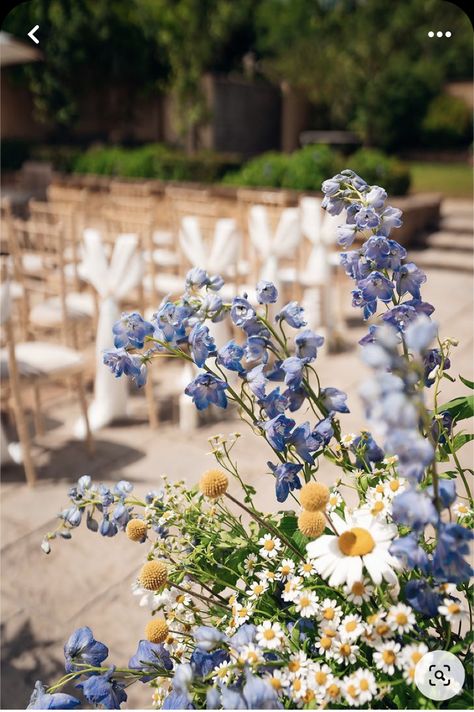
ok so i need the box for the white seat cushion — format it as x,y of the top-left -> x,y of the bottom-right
22,253 -> 44,273
144,249 -> 179,268
1,341 -> 84,378
153,230 -> 173,247
144,273 -> 185,296
30,292 -> 95,326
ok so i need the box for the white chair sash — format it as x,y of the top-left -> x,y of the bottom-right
74,229 -> 144,436
248,205 -> 301,290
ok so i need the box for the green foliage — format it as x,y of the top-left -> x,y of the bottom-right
421,94 -> 473,148
1,139 -> 32,171
71,144 -> 240,182
224,146 -> 410,194
347,149 -> 411,196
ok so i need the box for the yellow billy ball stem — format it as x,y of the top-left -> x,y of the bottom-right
139,561 -> 168,590
145,618 -> 169,644
298,510 -> 326,538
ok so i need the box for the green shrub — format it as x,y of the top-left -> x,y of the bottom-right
421,94 -> 472,148
281,145 -> 343,191
223,152 -> 289,188
346,149 -> 411,196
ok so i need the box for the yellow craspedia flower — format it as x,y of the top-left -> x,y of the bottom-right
139,561 -> 167,590
145,617 -> 169,644
299,482 -> 330,511
199,469 -> 228,498
126,519 -> 147,543
298,510 -> 326,538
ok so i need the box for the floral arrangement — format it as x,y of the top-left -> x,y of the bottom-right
30,171 -> 473,710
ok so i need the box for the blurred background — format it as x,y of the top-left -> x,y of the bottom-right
1,0 -> 473,708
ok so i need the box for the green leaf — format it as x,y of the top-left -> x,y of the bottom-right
459,374 -> 474,389
449,433 -> 474,453
438,394 -> 474,422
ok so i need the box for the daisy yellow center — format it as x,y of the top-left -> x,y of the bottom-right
248,652 -> 258,662
320,637 -> 332,649
347,684 -> 358,698
263,628 -> 276,640
315,671 -> 327,685
376,484 -> 384,493
327,684 -> 340,698
382,650 -> 396,664
264,540 -> 275,551
323,608 -> 335,620
376,623 -> 390,636
303,563 -> 312,572
324,627 -> 337,638
288,660 -> 301,673
281,565 -> 291,575
345,620 -> 357,632
411,651 -> 423,664
372,501 -> 384,513
304,691 -> 315,703
389,480 -> 400,492
458,504 -> 467,513
253,585 -> 264,595
300,596 -> 311,607
238,608 -> 248,617
340,643 -> 352,657
360,679 -> 369,691
396,612 -> 408,625
176,594 -> 185,603
351,581 -> 365,596
338,528 -> 375,556
293,679 -> 302,692
330,496 -> 338,505
448,603 -> 460,614
270,677 -> 281,690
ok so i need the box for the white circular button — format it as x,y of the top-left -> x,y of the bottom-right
436,31 -> 443,37
428,31 -> 434,37
415,651 -> 465,701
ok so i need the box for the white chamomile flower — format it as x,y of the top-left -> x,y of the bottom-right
344,579 -> 374,605
258,533 -> 282,559
327,489 -> 343,512
277,558 -> 296,580
213,661 -> 232,685
265,669 -> 289,694
306,508 -> 400,587
401,643 -> 428,671
325,679 -> 343,704
232,601 -> 253,626
294,589 -> 319,618
365,611 -> 394,643
387,603 -> 416,634
438,598 -> 469,626
308,662 -> 333,693
339,614 -> 364,641
298,560 -> 317,578
373,641 -> 402,674
287,651 -> 309,677
384,478 -> 405,499
364,492 -> 390,520
453,501 -> 473,519
317,598 -> 343,626
171,590 -> 192,611
341,433 -> 356,447
383,455 -> 398,466
315,632 -> 337,658
353,669 -> 377,705
246,580 -> 268,599
343,673 -> 364,707
438,582 -> 457,596
237,643 -> 264,666
243,553 -> 258,573
333,639 -> 359,665
256,621 -> 285,650
257,568 -> 277,584
281,575 -> 303,602
288,676 -> 307,701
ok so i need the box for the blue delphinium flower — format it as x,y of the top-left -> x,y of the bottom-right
217,340 -> 244,373
426,479 -> 456,508
190,648 -> 229,678
287,422 -> 321,463
188,323 -> 216,367
153,302 -> 190,344
281,356 -> 305,390
185,267 -> 210,290
295,330 -> 324,363
256,280 -> 278,304
358,271 -> 394,303
347,204 -> 381,230
230,296 -> 256,327
268,461 -> 302,502
276,301 -> 306,328
112,502 -> 131,530
103,348 -> 147,387
221,672 -> 281,710
260,388 -> 288,419
28,681 -> 80,709
337,224 -> 357,248
128,640 -> 173,681
64,626 -> 108,673
163,691 -> 195,709
432,523 -> 474,583
77,667 -> 127,709
392,489 -> 438,531
313,416 -> 334,447
404,579 -> 441,617
384,429 -> 434,482
193,626 -> 228,652
395,262 -> 426,299
246,364 -> 267,400
114,480 -> 133,498
390,534 -> 430,573
244,336 -> 269,364
60,505 -> 82,528
261,414 -> 295,451
320,387 -> 349,413
99,514 -> 118,537
184,373 -> 228,410
378,205 -> 403,236
112,312 -> 154,349
424,349 -> 451,387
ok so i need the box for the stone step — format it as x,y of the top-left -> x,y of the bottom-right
426,230 -> 473,252
440,215 -> 473,233
409,248 -> 474,273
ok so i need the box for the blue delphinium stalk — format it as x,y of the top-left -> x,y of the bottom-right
27,681 -> 80,710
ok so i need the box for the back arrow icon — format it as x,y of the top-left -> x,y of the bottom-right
28,25 -> 39,44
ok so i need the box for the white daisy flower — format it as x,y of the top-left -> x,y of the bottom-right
438,598 -> 469,626
341,432 -> 356,447
400,643 -> 428,670
232,601 -> 253,626
383,455 -> 398,466
343,673 -> 364,707
387,603 -> 416,634
327,489 -> 343,512
287,651 -> 309,677
298,560 -> 317,578
212,661 -> 232,685
384,478 -> 405,499
237,643 -> 264,666
373,641 -> 402,674
265,669 -> 289,694
325,679 -> 343,704
171,590 -> 192,611
258,533 -> 282,559
306,508 -> 400,587
317,598 -> 343,626
364,492 -> 390,520
243,553 -> 259,573
344,579 -> 374,605
256,621 -> 285,650
308,662 -> 333,693
453,501 -> 473,519
315,631 -> 337,658
277,558 -> 296,580
288,676 -> 307,701
333,639 -> 359,665
281,575 -> 303,602
294,589 -> 319,618
257,568 -> 277,584
353,669 -> 377,704
438,582 -> 458,596
246,580 -> 268,599
339,614 -> 364,641
365,612 -> 394,643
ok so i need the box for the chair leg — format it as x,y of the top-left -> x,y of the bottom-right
75,374 -> 94,455
145,373 -> 158,429
9,394 -> 37,486
33,383 -> 45,436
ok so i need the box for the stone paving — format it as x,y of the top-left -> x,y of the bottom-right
1,200 -> 473,709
